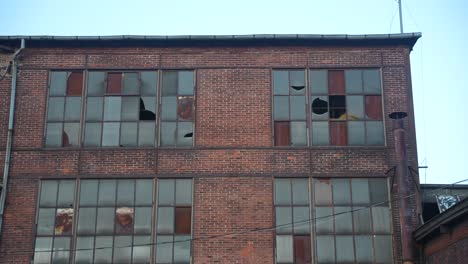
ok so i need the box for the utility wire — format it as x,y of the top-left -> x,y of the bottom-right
5,178 -> 468,255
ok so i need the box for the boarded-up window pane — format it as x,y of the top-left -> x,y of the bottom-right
328,70 -> 345,94
67,72 -> 83,96
330,121 -> 347,146
274,121 -> 290,146
294,235 -> 311,264
175,207 -> 191,234
365,95 -> 382,120
107,73 -> 122,94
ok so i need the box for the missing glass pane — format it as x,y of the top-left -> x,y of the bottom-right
140,97 -> 156,121
54,208 -> 73,235
329,95 -> 346,119
311,96 -> 329,119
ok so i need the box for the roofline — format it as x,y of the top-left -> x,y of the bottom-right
421,183 -> 468,190
0,33 -> 421,50
414,197 -> 468,242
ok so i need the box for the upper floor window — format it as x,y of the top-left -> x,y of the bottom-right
44,70 -> 195,148
272,69 -> 384,146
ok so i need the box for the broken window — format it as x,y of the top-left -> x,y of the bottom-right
160,71 -> 195,147
274,178 -> 311,264
45,71 -> 83,147
313,178 -> 392,263
273,70 -> 307,146
309,69 -> 384,146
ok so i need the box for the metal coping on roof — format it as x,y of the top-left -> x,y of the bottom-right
0,33 -> 421,50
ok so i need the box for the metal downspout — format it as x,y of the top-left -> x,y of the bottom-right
0,39 -> 25,237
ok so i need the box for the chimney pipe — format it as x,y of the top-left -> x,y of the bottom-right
389,111 -> 415,264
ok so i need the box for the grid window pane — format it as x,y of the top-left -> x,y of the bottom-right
332,179 -> 351,205
49,72 -> 68,96
45,123 -> 63,147
315,207 -> 333,234
275,207 -> 292,234
113,236 -> 132,263
293,207 -> 310,234
52,237 -> 70,264
86,97 -> 104,121
274,96 -> 289,121
273,71 -> 289,95
178,71 -> 194,95
311,121 -> 329,145
336,235 -> 355,262
316,235 -> 335,263
88,72 -> 106,96
276,235 -> 293,263
353,207 -> 372,233
141,71 -> 157,96
290,121 -> 307,146
274,179 -> 291,205
174,235 -> 191,263
156,235 -> 173,263
355,236 -> 374,262
84,123 -> 102,147
292,179 -> 309,205
123,72 -> 139,95
47,97 -> 65,121
157,207 -> 174,233
176,179 -> 192,205
64,97 -> 81,121
40,181 -> 58,207
134,207 -> 152,235
34,237 -> 53,264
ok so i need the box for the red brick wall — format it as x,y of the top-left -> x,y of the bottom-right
0,45 -> 419,263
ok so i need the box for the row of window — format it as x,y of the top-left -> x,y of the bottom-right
44,68 -> 385,148
34,178 -> 392,264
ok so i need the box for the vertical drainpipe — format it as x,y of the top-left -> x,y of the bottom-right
389,111 -> 415,264
0,39 -> 25,237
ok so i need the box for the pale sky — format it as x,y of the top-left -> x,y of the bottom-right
1,0 -> 467,184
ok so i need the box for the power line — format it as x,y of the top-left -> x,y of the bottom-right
5,178 -> 468,255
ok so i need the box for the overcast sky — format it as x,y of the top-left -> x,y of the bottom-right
1,0 -> 467,184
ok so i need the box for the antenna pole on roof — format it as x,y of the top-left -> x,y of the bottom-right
398,0 -> 404,33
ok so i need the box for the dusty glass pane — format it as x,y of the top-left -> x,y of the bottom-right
311,96 -> 329,120
75,237 -> 94,264
63,123 -> 80,147
274,179 -> 291,205
46,123 -> 63,147
372,207 -> 391,233
289,70 -> 305,95
366,121 -> 384,145
120,122 -> 137,147
334,207 -> 353,233
315,207 -> 333,233
135,179 -> 153,206
293,206 -> 310,234
117,180 -> 135,206
274,96 -> 289,121
138,122 -> 155,147
96,208 -> 115,234
161,97 -> 177,121
275,207 -> 292,234
94,236 -> 113,264
309,70 -> 328,94
162,72 -> 178,96
121,97 -> 139,121
87,72 -> 106,96
177,122 -> 193,146
102,122 -> 120,146
290,96 -> 306,120
311,121 -> 329,145
355,236 -> 374,262
316,235 -> 335,263
336,235 -> 355,262
84,122 -> 102,147
34,237 -> 53,264
37,208 -> 55,235
86,97 -> 103,121
123,72 -> 139,95
135,207 -> 152,235
332,179 -> 351,205
348,121 -> 365,145
174,235 -> 191,263
273,71 -> 289,95
57,181 -> 74,207
52,237 -> 70,264
157,207 -> 174,233
133,236 -> 151,264
140,97 -> 156,121
40,181 -> 58,207
363,69 -> 381,94
141,71 -> 157,96
160,122 -> 176,146
370,178 -> 388,205
347,95 -> 364,119
77,207 -> 96,234
79,180 -> 98,206
353,207 -> 372,233
292,179 -> 309,205
98,180 -> 116,206
374,235 -> 393,263
314,179 -> 332,205
176,179 -> 192,205
158,179 -> 175,205
178,71 -> 194,95
351,179 -> 370,205
103,97 -> 122,121
47,97 -> 65,121
54,208 -> 73,235
113,236 -> 132,264
276,235 -> 293,263
156,235 -> 173,263
64,97 -> 81,121
50,72 -> 68,96
345,70 -> 363,93
290,121 -> 307,146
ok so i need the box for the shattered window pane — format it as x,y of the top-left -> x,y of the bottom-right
289,70 -> 305,95
140,97 -> 156,121
329,95 -> 346,119
55,208 -> 73,235
311,96 -> 329,120
115,207 -> 134,235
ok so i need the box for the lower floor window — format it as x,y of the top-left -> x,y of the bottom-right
34,178 -> 193,264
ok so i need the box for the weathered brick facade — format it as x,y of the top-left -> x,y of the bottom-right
0,34 -> 421,263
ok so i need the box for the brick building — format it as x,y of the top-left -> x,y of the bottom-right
0,33 -> 421,263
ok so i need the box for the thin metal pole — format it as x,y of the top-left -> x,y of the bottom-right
398,0 -> 404,33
